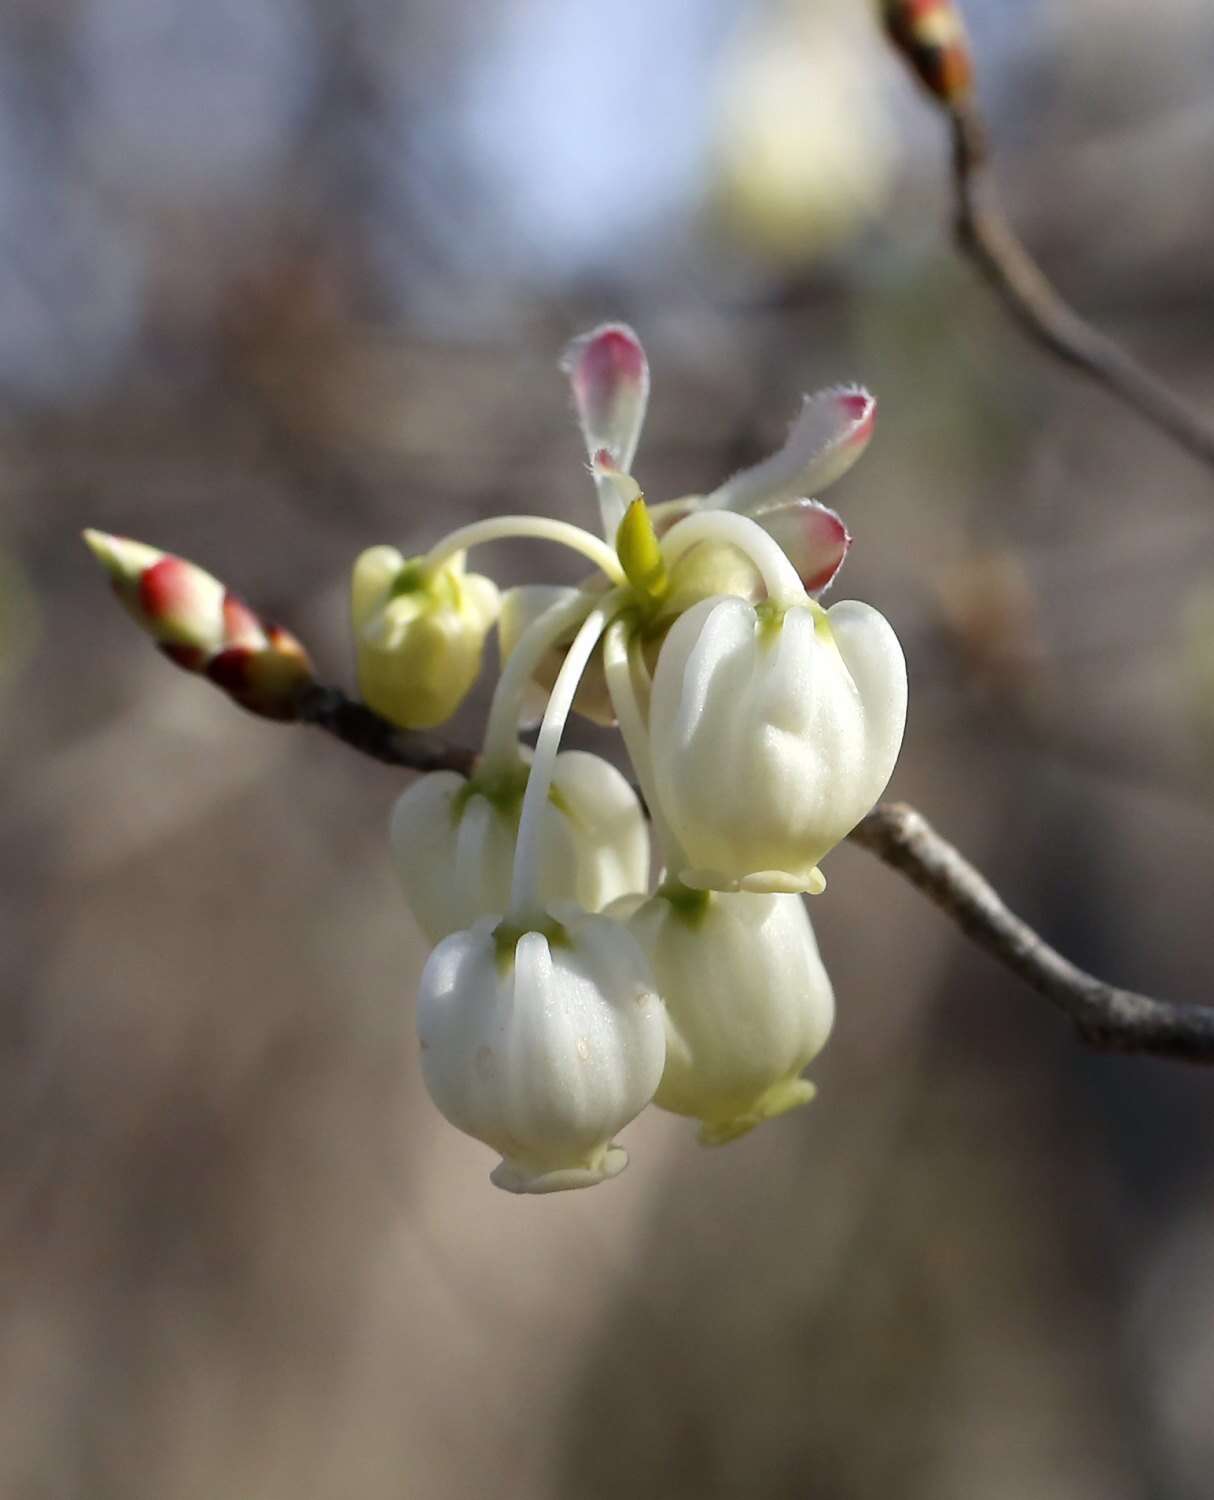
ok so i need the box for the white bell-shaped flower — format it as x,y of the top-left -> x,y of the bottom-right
390,754 -> 650,943
417,907 -> 666,1193
623,886 -> 833,1144
649,592 -> 906,893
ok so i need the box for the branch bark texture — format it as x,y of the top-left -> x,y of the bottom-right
947,97 -> 1214,473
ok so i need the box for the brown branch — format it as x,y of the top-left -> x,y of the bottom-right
296,684 -> 477,776
881,0 -> 1214,474
851,801 -> 1214,1061
948,107 -> 1214,471
300,680 -> 1214,1063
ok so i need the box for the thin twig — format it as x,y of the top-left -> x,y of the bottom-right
296,684 -> 477,776
947,94 -> 1214,471
300,680 -> 1214,1063
852,801 -> 1214,1061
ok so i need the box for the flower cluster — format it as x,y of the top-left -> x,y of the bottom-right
380,325 -> 907,1193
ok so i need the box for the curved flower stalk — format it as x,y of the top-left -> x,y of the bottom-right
392,588 -> 649,941
415,603 -> 665,1193
623,885 -> 834,1144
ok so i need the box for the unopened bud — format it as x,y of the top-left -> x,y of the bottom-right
351,546 -> 499,730
83,529 -> 315,720
881,0 -> 973,108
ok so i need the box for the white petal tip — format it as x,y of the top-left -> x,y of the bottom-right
679,867 -> 827,896
696,1079 -> 818,1146
490,1146 -> 628,1194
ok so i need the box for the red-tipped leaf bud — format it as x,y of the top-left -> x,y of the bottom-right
882,0 -> 973,109
83,529 -> 315,720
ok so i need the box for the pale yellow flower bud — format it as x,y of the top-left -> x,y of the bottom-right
351,546 -> 499,729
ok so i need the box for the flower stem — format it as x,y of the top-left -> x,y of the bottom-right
480,590 -> 597,773
508,604 -> 615,921
603,619 -> 685,873
423,516 -> 626,586
659,510 -> 805,608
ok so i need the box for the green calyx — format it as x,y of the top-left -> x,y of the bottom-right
656,878 -> 713,928
493,914 -> 571,968
388,558 -> 429,598
451,765 -> 577,826
451,764 -> 528,822
754,595 -> 834,646
389,557 -> 464,612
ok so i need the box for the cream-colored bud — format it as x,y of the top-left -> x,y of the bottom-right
352,546 -> 499,730
624,886 -> 833,1144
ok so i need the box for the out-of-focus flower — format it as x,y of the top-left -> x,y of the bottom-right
710,12 -> 896,266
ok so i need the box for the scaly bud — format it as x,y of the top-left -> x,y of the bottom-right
881,0 -> 973,109
82,529 -> 315,720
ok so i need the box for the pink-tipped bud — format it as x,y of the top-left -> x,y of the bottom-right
882,0 -> 973,108
561,323 -> 650,473
752,499 -> 852,595
84,530 -> 225,654
705,386 -> 876,515
83,529 -> 315,720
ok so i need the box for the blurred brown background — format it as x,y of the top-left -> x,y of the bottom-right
3,0 -> 1214,1495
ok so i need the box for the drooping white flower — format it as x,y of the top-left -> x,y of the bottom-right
351,545 -> 499,730
417,907 -> 665,1193
390,753 -> 650,944
624,885 -> 834,1144
649,590 -> 906,894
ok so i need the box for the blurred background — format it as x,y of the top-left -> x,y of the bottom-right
3,0 -> 1214,1495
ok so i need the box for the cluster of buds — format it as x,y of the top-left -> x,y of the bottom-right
380,325 -> 907,1192
82,531 -> 314,720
